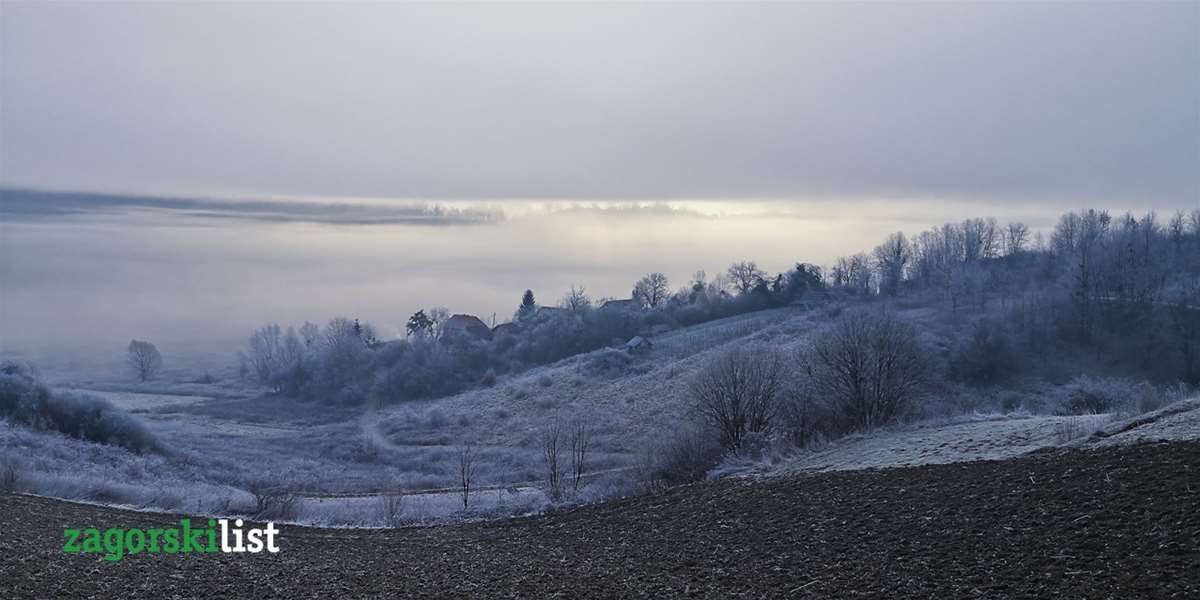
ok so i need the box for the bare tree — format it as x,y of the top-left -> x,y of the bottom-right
559,284 -> 592,312
458,442 -> 477,510
1005,222 -> 1030,256
801,311 -> 929,432
690,348 -> 786,451
126,339 -> 163,382
632,272 -> 670,308
570,420 -> 591,493
872,232 -> 911,297
726,261 -> 766,295
298,321 -> 320,347
541,419 -> 564,500
428,307 -> 450,338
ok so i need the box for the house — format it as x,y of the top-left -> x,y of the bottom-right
441,314 -> 493,341
535,306 -> 568,317
600,298 -> 637,311
624,335 -> 653,353
491,322 -> 516,337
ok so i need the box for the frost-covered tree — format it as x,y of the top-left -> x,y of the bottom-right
726,261 -> 766,295
428,307 -> 450,338
1004,222 -> 1030,255
632,272 -> 670,308
126,340 -> 163,382
559,284 -> 592,312
873,232 -> 911,297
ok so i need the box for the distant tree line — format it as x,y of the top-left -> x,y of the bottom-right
238,206 -> 1200,406
237,260 -> 827,405
825,208 -> 1200,385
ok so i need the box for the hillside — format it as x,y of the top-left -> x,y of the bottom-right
3,441 -> 1197,598
369,306 -> 820,484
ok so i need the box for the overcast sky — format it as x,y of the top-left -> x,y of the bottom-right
2,2 -> 1197,208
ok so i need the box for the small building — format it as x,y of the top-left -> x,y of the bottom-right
535,306 -> 568,317
624,335 -> 653,353
491,322 -> 516,337
441,314 -> 493,341
600,298 -> 637,311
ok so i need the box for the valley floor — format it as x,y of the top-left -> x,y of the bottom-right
2,441 -> 1196,599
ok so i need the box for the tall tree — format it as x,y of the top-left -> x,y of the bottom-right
517,289 -> 537,319
873,232 -> 911,297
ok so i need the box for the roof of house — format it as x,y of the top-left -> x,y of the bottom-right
600,298 -> 637,310
624,335 -> 653,350
441,314 -> 493,340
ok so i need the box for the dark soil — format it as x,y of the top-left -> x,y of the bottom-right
2,442 -> 1197,599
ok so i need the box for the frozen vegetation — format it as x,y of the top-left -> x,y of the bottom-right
2,207 -> 1198,527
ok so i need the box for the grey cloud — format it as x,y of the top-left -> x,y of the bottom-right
1,2 -> 1196,208
0,188 -> 502,225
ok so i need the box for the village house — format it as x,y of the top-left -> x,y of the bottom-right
440,314 -> 493,341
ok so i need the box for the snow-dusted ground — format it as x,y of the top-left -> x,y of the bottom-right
59,388 -> 212,412
770,397 -> 1200,476
771,414 -> 1099,475
1081,397 -> 1200,448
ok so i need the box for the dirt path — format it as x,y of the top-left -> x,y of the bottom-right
2,441 -> 1197,599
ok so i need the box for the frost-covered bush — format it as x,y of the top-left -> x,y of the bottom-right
0,361 -> 159,453
0,455 -> 23,493
582,348 -> 636,378
800,311 -> 930,432
637,425 -> 722,490
1054,376 -> 1139,415
949,319 -> 1020,384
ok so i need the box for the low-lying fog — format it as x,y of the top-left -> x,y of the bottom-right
2,194 -> 1062,360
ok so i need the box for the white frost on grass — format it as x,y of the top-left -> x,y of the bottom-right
57,388 -> 212,412
1081,397 -> 1200,448
772,414 -> 1109,475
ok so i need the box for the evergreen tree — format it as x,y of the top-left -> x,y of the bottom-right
406,310 -> 434,338
518,289 -> 537,319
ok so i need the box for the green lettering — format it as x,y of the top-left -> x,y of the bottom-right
81,528 -> 102,553
102,528 -> 124,562
207,519 -> 219,553
62,529 -> 81,553
125,529 -> 145,554
163,529 -> 180,554
147,528 -> 163,552
180,519 -> 202,553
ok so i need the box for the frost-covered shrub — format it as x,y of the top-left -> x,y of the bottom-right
244,478 -> 300,520
949,319 -> 1020,384
582,348 -> 635,378
1055,376 -> 1139,415
0,455 -> 23,493
638,425 -> 722,489
0,361 -> 159,453
801,311 -> 930,432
